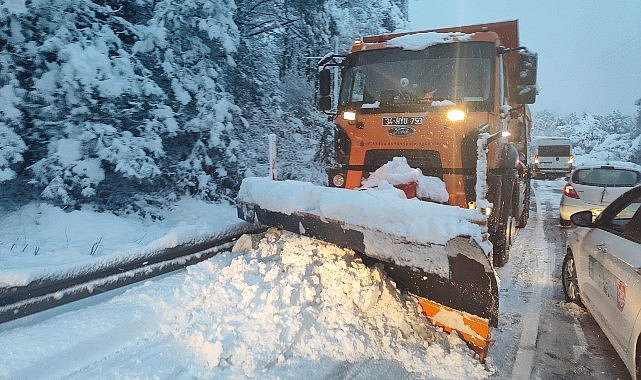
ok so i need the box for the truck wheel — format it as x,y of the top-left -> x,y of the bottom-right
492,223 -> 510,267
516,186 -> 530,228
517,205 -> 529,228
493,240 -> 508,267
507,215 -> 516,247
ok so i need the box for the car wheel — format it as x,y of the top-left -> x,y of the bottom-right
560,217 -> 571,227
636,336 -> 641,380
562,251 -> 583,306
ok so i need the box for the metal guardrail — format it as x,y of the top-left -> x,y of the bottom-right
0,223 -> 266,324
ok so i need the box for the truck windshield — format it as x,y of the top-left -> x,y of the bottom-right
339,42 -> 494,111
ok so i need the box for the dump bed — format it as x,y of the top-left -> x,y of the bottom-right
361,20 -> 519,49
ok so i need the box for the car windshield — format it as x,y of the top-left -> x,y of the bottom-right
338,42 -> 494,111
573,168 -> 640,187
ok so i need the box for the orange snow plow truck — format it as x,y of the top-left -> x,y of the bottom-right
236,20 -> 537,360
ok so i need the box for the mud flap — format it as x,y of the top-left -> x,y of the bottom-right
236,200 -> 499,360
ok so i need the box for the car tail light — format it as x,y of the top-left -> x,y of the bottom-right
534,154 -> 539,164
568,154 -> 574,164
563,183 -> 580,199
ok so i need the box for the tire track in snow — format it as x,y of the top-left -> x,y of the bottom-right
489,180 -> 552,379
509,181 -> 550,379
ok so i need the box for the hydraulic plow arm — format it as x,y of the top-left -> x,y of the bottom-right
236,177 -> 499,360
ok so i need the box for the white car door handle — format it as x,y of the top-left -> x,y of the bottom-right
596,244 -> 608,254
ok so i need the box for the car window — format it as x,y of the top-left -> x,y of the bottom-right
573,168 -> 640,187
622,207 -> 641,243
600,196 -> 641,237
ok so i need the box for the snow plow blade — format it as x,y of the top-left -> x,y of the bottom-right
236,177 -> 498,359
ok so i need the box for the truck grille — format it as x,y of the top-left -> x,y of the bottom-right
364,150 -> 443,178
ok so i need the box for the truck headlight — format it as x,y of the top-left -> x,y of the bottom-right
343,111 -> 356,121
447,109 -> 465,122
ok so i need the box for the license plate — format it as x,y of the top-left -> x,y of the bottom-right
382,116 -> 423,126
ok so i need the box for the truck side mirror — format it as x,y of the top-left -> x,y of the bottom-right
318,69 -> 332,111
516,50 -> 538,104
516,85 -> 537,104
319,69 -> 331,96
319,96 -> 332,111
518,50 -> 537,86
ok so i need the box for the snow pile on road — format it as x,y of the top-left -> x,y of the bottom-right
162,229 -> 491,378
0,228 -> 492,379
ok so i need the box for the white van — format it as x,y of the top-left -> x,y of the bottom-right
532,136 -> 573,179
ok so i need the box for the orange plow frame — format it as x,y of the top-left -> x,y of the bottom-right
416,297 -> 493,361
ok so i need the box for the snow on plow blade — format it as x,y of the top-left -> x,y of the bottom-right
236,177 -> 498,359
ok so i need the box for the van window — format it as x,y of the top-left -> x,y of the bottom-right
538,145 -> 571,156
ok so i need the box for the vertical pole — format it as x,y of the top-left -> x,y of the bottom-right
268,134 -> 277,180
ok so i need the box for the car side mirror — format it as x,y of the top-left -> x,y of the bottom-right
570,210 -> 594,227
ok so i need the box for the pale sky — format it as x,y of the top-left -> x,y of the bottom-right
408,0 -> 641,116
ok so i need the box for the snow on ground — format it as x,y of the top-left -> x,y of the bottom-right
0,226 -> 490,379
0,191 -> 493,378
0,198 -> 242,287
2,160 -> 584,379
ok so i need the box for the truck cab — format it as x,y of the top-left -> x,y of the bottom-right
318,20 -> 538,266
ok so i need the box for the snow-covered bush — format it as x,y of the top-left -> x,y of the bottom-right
533,109 -> 640,165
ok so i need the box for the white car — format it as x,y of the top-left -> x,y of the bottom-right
562,185 -> 641,380
559,163 -> 641,226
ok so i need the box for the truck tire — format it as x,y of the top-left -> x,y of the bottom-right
492,170 -> 517,267
492,230 -> 509,267
516,182 -> 530,228
492,213 -> 514,267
